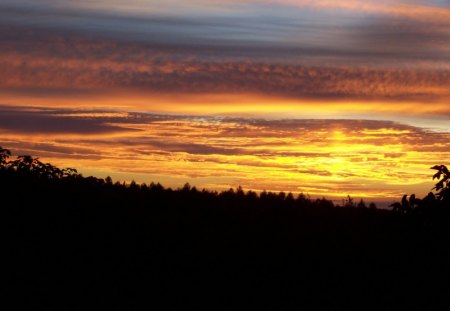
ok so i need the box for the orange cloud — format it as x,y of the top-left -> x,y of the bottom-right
1,22 -> 449,106
2,48 -> 450,116
1,106 -> 449,202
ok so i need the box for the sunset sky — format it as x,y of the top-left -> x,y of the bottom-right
1,0 -> 449,204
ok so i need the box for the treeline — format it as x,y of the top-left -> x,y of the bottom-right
0,146 -> 348,210
1,146 -> 448,212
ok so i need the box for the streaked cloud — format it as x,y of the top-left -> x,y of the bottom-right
0,106 -> 138,134
1,24 -> 449,125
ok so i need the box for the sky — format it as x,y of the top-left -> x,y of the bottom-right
0,0 -> 449,203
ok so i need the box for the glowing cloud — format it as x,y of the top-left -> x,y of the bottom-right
1,107 -> 449,202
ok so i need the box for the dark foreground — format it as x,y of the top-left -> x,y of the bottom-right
2,158 -> 449,309
5,196 -> 450,309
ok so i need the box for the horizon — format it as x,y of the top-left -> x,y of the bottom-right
1,0 -> 449,202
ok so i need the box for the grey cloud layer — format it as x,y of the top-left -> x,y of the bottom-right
1,2 -> 450,63
1,25 -> 449,104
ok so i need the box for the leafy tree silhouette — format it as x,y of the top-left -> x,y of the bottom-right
391,194 -> 410,213
0,146 -> 79,182
431,165 -> 450,204
391,164 -> 449,212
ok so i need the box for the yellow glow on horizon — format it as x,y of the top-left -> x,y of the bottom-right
2,111 -> 448,203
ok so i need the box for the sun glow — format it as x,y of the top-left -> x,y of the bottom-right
2,107 -> 448,204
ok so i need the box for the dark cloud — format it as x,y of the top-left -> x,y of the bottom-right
0,107 -> 139,134
354,20 -> 450,56
112,139 -> 245,156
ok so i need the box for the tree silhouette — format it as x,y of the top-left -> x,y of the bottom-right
391,164 -> 449,212
0,146 -> 11,166
391,195 -> 412,213
357,199 -> 367,209
431,165 -> 449,204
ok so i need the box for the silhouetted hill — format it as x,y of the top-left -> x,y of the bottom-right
3,147 -> 450,309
